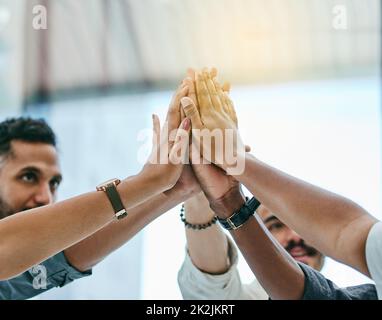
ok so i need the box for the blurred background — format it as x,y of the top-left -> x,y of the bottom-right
0,0 -> 380,299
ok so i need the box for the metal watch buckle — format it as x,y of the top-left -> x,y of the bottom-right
115,209 -> 127,220
226,217 -> 238,230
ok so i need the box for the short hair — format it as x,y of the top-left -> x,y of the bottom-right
0,117 -> 56,158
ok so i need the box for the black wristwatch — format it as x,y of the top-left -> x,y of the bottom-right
217,197 -> 261,230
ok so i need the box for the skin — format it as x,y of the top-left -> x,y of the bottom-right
0,82 -> 195,280
0,141 -> 62,219
182,67 -> 377,289
257,206 -> 324,271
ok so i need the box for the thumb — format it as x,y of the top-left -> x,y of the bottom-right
180,97 -> 203,129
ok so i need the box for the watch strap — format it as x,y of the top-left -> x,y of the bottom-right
105,184 -> 128,220
217,196 -> 261,230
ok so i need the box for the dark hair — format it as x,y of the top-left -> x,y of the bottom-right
0,117 -> 56,157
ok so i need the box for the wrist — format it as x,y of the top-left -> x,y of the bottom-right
209,186 -> 246,219
184,192 -> 215,224
221,151 -> 248,177
138,165 -> 172,193
163,181 -> 201,202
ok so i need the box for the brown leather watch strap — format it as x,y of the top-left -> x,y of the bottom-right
105,184 -> 127,220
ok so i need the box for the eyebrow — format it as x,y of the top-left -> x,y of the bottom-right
19,166 -> 41,175
263,215 -> 279,224
19,166 -> 63,183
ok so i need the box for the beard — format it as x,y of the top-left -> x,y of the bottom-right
0,196 -> 15,220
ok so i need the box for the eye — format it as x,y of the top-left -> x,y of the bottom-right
20,172 -> 38,183
268,222 -> 285,232
50,179 -> 61,192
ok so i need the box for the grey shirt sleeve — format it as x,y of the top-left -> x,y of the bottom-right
299,262 -> 377,300
0,252 -> 92,300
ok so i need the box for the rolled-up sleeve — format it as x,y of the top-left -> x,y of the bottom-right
177,237 -> 267,300
0,252 -> 92,300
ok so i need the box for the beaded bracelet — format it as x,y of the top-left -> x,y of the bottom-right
180,204 -> 218,230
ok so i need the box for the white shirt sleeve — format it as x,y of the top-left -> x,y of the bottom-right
177,237 -> 268,300
365,221 -> 382,299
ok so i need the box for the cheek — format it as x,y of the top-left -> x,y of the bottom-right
1,181 -> 34,210
270,231 -> 287,246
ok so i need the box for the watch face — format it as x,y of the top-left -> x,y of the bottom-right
96,178 -> 120,190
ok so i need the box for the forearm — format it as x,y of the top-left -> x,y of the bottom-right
0,172 -> 163,280
184,193 -> 230,274
65,188 -> 194,271
233,154 -> 376,275
212,187 -> 305,300
231,215 -> 305,300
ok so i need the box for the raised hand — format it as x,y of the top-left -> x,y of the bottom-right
179,69 -> 245,215
181,68 -> 246,175
141,83 -> 192,193
189,143 -> 241,206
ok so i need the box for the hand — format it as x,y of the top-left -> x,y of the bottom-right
190,145 -> 237,202
181,68 -> 246,175
189,144 -> 245,218
141,83 -> 191,192
164,164 -> 201,199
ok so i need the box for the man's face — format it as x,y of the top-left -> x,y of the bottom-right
257,205 -> 325,271
0,140 -> 62,219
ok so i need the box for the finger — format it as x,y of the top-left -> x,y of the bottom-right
150,114 -> 161,164
189,139 -> 205,166
168,83 -> 188,116
169,118 -> 191,165
195,71 -> 213,116
187,68 -> 196,81
224,92 -> 238,126
167,85 -> 188,131
180,97 -> 203,129
202,67 -> 209,79
222,82 -> 231,93
152,114 -> 160,146
183,77 -> 198,110
180,103 -> 186,122
205,70 -> 224,112
212,77 -> 230,115
210,67 -> 218,78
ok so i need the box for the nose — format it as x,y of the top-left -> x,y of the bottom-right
33,183 -> 54,206
282,228 -> 303,247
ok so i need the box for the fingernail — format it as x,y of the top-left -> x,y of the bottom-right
183,118 -> 191,130
181,97 -> 192,108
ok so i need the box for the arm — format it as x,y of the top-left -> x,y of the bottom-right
180,191 -> 266,300
232,154 -> 377,276
183,192 -> 229,274
0,83 -> 192,280
0,172 -> 162,280
64,166 -> 200,271
210,186 -> 306,300
63,81 -> 197,271
182,68 -> 377,277
181,71 -> 301,299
